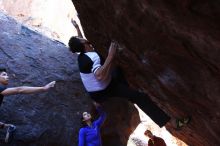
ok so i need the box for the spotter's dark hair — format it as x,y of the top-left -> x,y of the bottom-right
0,68 -> 6,73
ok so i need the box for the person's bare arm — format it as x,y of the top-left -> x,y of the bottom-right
71,18 -> 83,38
1,81 -> 56,96
95,42 -> 118,81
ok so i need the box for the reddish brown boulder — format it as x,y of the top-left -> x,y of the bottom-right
72,0 -> 220,146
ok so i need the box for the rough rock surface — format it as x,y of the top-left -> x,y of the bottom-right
72,0 -> 220,146
0,11 -> 140,146
0,11 -> 89,146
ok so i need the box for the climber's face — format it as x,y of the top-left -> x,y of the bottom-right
82,112 -> 92,121
77,37 -> 94,52
0,71 -> 9,85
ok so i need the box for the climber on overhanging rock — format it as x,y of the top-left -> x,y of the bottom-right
0,67 -> 56,143
68,19 -> 190,130
78,101 -> 106,146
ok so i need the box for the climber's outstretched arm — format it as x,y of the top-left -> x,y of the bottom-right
71,18 -> 83,38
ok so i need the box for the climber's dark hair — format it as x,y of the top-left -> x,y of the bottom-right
0,68 -> 6,73
68,37 -> 85,53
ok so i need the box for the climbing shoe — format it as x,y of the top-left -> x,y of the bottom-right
176,116 -> 191,130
